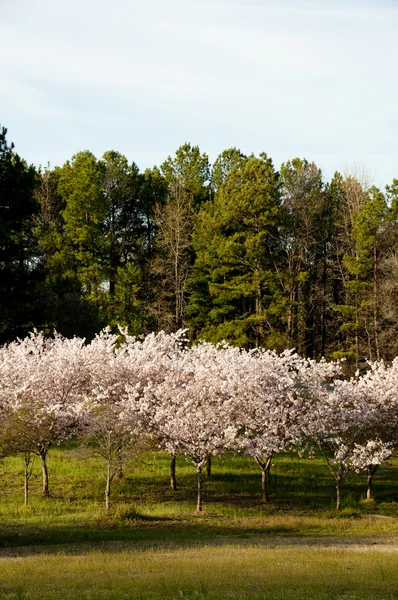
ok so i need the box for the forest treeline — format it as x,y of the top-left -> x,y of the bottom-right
1,125 -> 398,370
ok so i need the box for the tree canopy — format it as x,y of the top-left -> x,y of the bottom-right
1,127 -> 398,369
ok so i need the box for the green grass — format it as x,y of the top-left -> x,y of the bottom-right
1,447 -> 398,599
2,544 -> 398,600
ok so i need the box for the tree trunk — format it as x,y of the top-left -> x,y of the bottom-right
254,267 -> 263,345
105,460 -> 112,511
336,472 -> 343,511
196,465 -> 203,512
366,464 -> 379,501
365,316 -> 373,362
288,288 -> 293,343
40,451 -> 49,498
373,242 -> 380,362
261,468 -> 270,503
320,245 -> 327,358
24,460 -> 29,506
336,485 -> 341,511
255,455 -> 272,503
170,454 -> 177,491
116,446 -> 124,480
206,456 -> 211,478
355,278 -> 359,371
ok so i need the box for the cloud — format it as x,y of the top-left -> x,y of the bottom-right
1,0 -> 397,184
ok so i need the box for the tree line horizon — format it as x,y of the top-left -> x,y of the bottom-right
1,125 -> 397,372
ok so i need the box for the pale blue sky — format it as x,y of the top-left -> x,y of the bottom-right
1,0 -> 397,186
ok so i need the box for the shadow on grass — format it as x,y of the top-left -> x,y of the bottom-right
1,514 -> 397,559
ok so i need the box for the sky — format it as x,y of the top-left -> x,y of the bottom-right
1,0 -> 397,186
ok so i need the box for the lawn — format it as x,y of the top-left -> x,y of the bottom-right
0,446 -> 398,599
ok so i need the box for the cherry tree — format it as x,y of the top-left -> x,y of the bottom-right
299,372 -> 383,510
84,328 -> 187,510
346,439 -> 393,500
82,328 -> 131,511
235,349 -> 341,502
0,344 -> 34,504
123,328 -> 188,491
0,331 -> 88,498
134,342 -> 241,512
339,358 -> 398,500
0,407 -> 37,505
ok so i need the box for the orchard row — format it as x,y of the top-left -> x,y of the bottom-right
1,329 -> 397,511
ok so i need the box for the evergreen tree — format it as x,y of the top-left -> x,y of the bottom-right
34,164 -> 103,339
189,153 -> 283,348
100,151 -> 150,331
211,148 -> 246,193
0,126 -> 40,342
332,178 -> 388,368
161,142 -> 210,206
379,179 -> 398,358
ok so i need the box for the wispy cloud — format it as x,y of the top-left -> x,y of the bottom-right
1,0 -> 397,184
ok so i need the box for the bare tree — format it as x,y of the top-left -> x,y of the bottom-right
150,181 -> 194,331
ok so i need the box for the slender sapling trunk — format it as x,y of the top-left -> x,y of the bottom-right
206,456 -> 212,478
336,465 -> 344,511
23,453 -> 33,506
336,481 -> 341,511
170,454 -> 177,491
39,451 -> 49,498
105,459 -> 113,511
24,464 -> 29,506
196,465 -> 203,512
116,446 -> 124,480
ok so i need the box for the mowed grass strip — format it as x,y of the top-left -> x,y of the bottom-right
1,544 -> 398,600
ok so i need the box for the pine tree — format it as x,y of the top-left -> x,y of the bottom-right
189,153 -> 284,348
333,181 -> 387,368
161,142 -> 210,206
0,126 -> 39,342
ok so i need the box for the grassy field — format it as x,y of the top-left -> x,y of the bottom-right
1,446 -> 398,599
